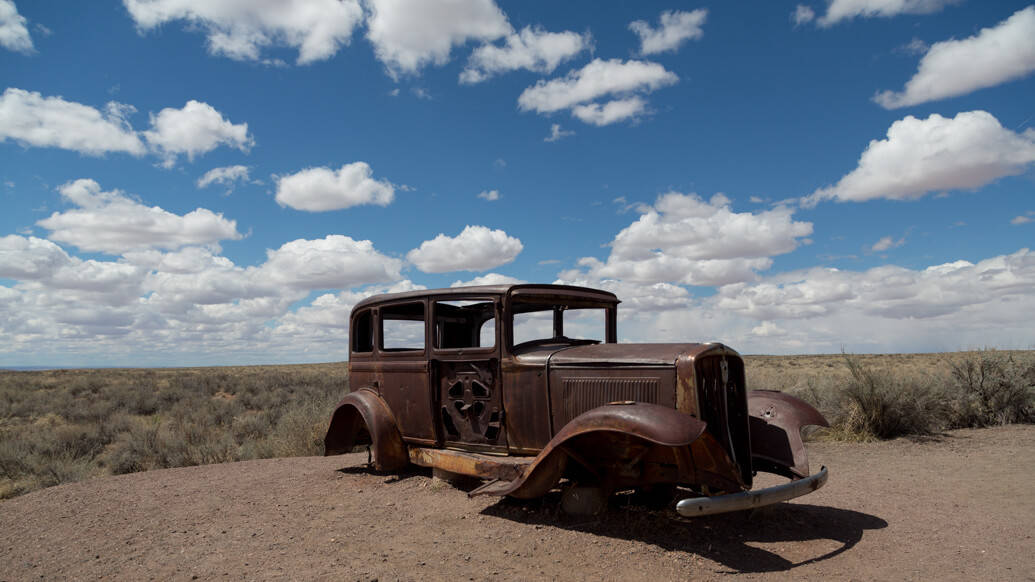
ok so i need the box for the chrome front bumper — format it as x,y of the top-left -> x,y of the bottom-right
675,466 -> 829,517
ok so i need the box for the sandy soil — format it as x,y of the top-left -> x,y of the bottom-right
2,425 -> 1033,581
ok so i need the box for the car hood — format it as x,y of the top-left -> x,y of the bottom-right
547,342 -> 731,366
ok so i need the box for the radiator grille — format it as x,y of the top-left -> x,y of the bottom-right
561,377 -> 660,423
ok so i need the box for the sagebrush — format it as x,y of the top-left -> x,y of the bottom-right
746,350 -> 1035,441
0,363 -> 345,499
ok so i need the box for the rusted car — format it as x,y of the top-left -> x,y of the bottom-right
325,284 -> 828,516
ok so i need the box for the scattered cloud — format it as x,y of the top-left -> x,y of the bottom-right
1011,212 -> 1034,225
896,37 -> 929,55
365,0 -> 510,77
792,5 -> 816,27
274,162 -> 395,212
869,235 -> 906,252
450,273 -> 525,287
143,100 -> 253,167
572,96 -> 647,126
715,248 -> 1035,323
0,90 -> 253,167
544,123 -> 574,142
477,189 -> 500,201
261,235 -> 404,290
561,192 -> 813,287
816,0 -> 961,27
874,7 -> 1035,108
407,225 -> 523,273
197,165 -> 251,192
0,0 -> 33,53
36,179 -> 241,254
518,58 -> 678,125
122,0 -> 364,64
460,26 -> 591,83
629,9 -> 707,55
0,88 -> 146,156
804,111 -> 1035,205
0,231 -> 413,364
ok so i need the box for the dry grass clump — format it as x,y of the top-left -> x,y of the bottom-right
0,363 -> 345,499
746,350 -> 1035,441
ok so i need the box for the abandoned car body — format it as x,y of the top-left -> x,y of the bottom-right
324,284 -> 828,516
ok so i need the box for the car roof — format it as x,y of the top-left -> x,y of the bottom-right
353,283 -> 619,310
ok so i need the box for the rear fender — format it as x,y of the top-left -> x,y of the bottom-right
472,402 -> 707,499
324,388 -> 408,472
748,390 -> 829,479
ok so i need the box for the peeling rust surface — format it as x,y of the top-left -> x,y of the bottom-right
748,390 -> 829,479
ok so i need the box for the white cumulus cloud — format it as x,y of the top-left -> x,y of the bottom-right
0,235 -> 72,280
365,0 -> 510,77
407,225 -> 523,273
716,249 -> 1035,323
143,100 -> 253,167
518,58 -> 678,125
122,0 -> 364,64
275,162 -> 395,211
477,189 -> 500,201
0,88 -> 146,156
629,9 -> 707,55
460,26 -> 591,83
572,97 -> 647,126
36,179 -> 242,254
874,6 -> 1035,108
0,0 -> 33,53
804,111 -> 1035,205
561,192 -> 813,287
450,273 -> 525,287
261,235 -> 404,290
817,0 -> 961,27
197,165 -> 251,190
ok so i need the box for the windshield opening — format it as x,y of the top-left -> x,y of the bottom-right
511,303 -> 608,348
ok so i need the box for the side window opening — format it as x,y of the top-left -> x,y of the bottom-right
352,309 -> 373,353
511,305 -> 606,347
381,302 -> 425,351
434,300 -> 497,349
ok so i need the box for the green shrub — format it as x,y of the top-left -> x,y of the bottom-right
830,355 -> 948,439
947,351 -> 1035,427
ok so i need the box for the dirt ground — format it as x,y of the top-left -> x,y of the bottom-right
2,425 -> 1033,582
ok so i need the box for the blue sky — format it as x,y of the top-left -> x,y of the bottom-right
1,0 -> 1033,366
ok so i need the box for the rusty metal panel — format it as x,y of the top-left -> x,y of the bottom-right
436,359 -> 506,450
748,390 -> 829,478
547,343 -> 691,365
560,377 -> 660,424
549,366 -> 675,432
500,359 -> 552,453
378,358 -> 435,442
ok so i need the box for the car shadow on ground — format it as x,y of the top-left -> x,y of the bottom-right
481,495 -> 887,573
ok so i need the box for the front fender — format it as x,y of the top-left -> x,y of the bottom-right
324,388 -> 408,472
748,390 -> 829,479
471,402 -> 707,499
